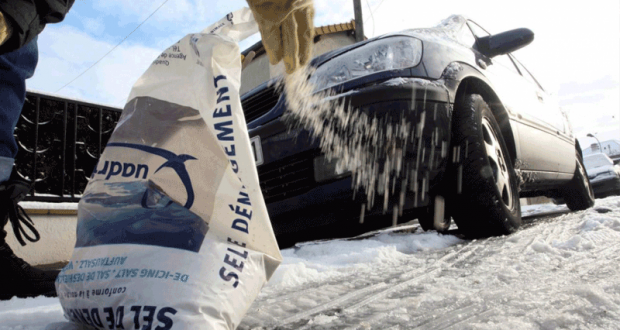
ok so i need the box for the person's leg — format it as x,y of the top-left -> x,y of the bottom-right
0,34 -> 38,227
0,36 -> 57,300
0,35 -> 38,179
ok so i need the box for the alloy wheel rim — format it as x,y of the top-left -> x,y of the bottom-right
481,117 -> 514,210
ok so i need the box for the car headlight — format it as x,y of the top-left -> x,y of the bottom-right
314,155 -> 351,182
310,37 -> 423,90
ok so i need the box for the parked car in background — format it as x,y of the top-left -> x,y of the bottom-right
583,153 -> 620,198
239,15 -> 594,246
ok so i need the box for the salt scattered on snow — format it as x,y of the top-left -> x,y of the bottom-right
268,231 -> 464,289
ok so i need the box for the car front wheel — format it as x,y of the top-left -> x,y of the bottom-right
450,94 -> 521,238
418,195 -> 451,233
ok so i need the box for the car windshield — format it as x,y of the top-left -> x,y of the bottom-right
584,154 -> 613,169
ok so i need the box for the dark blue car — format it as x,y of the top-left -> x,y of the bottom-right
240,16 -> 594,245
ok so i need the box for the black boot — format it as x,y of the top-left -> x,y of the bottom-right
0,179 -> 59,300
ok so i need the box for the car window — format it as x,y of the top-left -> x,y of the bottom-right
512,57 -> 545,91
467,21 -> 490,38
492,54 -> 521,76
584,154 -> 613,169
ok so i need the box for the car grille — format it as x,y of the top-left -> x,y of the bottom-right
241,86 -> 281,124
258,151 -> 317,204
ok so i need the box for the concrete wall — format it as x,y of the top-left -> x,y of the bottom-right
6,212 -> 77,267
8,195 -> 553,267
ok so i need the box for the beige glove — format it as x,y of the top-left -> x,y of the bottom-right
246,0 -> 314,74
0,11 -> 12,46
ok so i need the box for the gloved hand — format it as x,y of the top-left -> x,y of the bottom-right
0,11 -> 12,46
246,0 -> 314,74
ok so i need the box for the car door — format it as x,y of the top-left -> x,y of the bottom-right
512,58 -> 576,175
467,21 -> 561,175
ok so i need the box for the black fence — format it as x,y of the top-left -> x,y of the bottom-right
14,91 -> 122,202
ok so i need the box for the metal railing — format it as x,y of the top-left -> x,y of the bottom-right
14,91 -> 122,202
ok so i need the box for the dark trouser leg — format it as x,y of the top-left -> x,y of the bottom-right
0,36 -> 38,240
0,38 -> 56,300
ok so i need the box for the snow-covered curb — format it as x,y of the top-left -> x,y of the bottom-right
20,202 -> 78,211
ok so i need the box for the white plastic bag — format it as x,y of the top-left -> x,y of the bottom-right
55,8 -> 281,330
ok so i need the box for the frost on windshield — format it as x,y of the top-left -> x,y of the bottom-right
393,15 -> 467,47
434,15 -> 468,32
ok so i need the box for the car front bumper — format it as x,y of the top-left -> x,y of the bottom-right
248,79 -> 453,237
590,177 -> 620,198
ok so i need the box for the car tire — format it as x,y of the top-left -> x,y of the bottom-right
450,94 -> 521,238
418,195 -> 451,233
561,150 -> 595,211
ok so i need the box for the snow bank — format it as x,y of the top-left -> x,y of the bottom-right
521,202 -> 568,217
0,297 -> 65,330
268,231 -> 464,288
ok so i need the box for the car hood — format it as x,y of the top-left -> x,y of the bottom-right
310,15 -> 467,68
586,165 -> 616,177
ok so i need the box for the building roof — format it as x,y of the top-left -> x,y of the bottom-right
241,20 -> 359,59
585,139 -> 620,149
315,20 -> 356,36
584,139 -> 620,158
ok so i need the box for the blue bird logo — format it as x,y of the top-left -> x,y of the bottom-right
107,143 -> 197,209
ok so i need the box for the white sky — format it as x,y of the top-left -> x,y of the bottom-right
26,0 -> 619,148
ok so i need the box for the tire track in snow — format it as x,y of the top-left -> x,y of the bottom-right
410,304 -> 496,329
269,241 -> 479,328
337,215 -> 616,328
242,200 -> 620,329
273,236 -> 518,328
278,282 -> 390,325
519,217 -> 558,254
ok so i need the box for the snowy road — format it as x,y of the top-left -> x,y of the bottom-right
239,198 -> 620,330
2,197 -> 620,330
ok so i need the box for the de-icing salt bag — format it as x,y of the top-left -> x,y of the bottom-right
55,8 -> 282,329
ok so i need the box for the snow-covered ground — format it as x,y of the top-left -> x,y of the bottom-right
2,197 -> 620,329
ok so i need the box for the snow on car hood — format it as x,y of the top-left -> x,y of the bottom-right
586,164 -> 616,178
381,15 -> 469,48
310,15 -> 468,69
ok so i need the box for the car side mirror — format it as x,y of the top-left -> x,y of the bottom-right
477,28 -> 534,58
